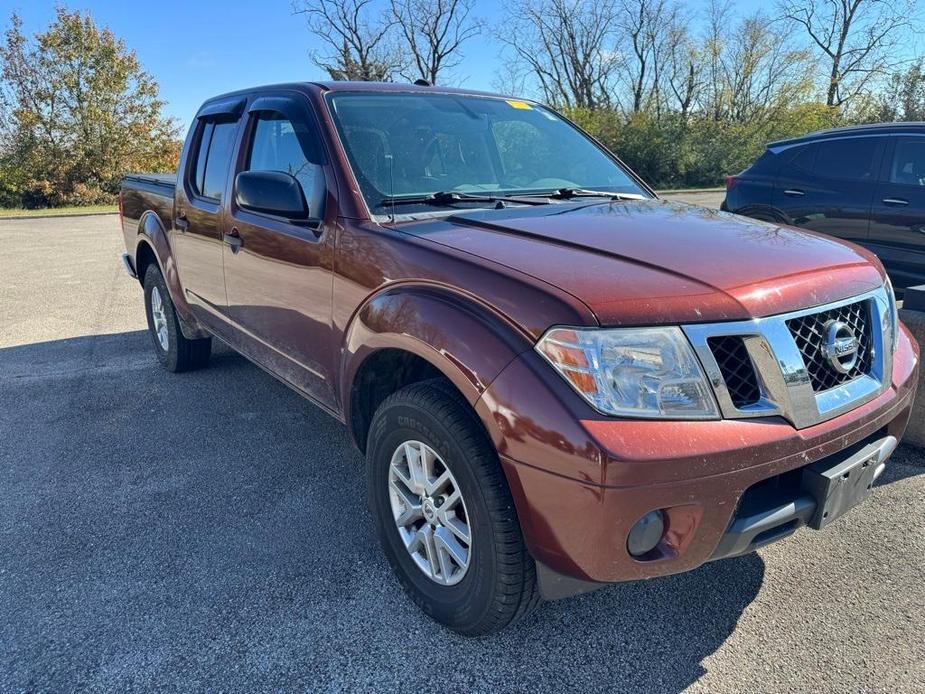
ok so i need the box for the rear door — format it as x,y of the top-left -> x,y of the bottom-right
868,136 -> 925,286
173,100 -> 244,323
221,93 -> 338,409
772,136 -> 883,246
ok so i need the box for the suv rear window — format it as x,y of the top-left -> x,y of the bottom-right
813,137 -> 878,181
746,149 -> 780,174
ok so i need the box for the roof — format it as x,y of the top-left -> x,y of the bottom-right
769,121 -> 925,149
196,81 -> 520,114
311,80 -> 518,100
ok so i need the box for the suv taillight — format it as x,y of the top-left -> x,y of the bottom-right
725,175 -> 739,191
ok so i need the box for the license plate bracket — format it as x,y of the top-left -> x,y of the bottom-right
801,436 -> 896,530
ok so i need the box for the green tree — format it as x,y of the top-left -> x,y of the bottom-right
0,8 -> 180,208
873,60 -> 925,122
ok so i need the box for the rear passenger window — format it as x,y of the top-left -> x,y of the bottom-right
814,138 -> 878,181
246,112 -> 324,214
746,150 -> 780,175
191,120 -> 239,200
889,139 -> 925,186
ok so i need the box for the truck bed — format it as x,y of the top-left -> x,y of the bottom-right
120,172 -> 177,262
123,172 -> 176,194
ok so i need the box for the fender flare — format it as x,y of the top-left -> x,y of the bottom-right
339,283 -> 533,437
733,204 -> 790,225
135,212 -> 209,340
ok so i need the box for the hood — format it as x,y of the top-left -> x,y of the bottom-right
400,199 -> 885,326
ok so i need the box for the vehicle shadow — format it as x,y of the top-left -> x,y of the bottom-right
0,329 -> 903,692
877,444 -> 925,484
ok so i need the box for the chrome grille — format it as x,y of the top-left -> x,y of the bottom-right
708,336 -> 760,408
683,287 -> 892,430
785,300 -> 873,392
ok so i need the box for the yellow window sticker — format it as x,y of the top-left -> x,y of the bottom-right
505,100 -> 533,110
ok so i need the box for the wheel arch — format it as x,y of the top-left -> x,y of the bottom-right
733,203 -> 790,225
341,284 -> 532,452
134,211 -> 209,340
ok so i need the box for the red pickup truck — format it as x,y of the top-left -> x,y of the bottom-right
120,81 -> 919,635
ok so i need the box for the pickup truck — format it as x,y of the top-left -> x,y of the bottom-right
120,81 -> 919,636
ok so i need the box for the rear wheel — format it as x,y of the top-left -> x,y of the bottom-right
366,379 -> 541,636
143,264 -> 211,372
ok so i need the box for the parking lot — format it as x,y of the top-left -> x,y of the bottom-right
2,208 -> 924,692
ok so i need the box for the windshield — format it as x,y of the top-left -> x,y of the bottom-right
326,92 -> 649,215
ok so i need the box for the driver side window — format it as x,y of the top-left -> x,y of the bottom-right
246,112 -> 325,216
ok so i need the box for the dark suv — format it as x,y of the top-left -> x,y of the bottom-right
723,123 -> 925,287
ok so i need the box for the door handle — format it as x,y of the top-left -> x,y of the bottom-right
223,229 -> 243,254
175,211 -> 189,231
882,197 -> 909,206
783,189 -> 805,197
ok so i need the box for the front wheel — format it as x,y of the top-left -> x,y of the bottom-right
366,379 -> 541,636
143,264 -> 211,372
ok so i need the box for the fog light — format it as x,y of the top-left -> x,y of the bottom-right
627,510 -> 665,557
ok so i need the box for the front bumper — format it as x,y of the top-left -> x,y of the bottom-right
476,323 -> 919,594
708,433 -> 896,561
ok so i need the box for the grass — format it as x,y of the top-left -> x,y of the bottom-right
0,204 -> 117,218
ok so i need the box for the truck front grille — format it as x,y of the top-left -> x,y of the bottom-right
708,336 -> 761,408
785,300 -> 873,393
682,286 -> 891,429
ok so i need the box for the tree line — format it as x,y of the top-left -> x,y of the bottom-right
0,2 -> 921,209
297,0 -> 924,188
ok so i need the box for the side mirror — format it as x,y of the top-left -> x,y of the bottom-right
234,170 -> 308,219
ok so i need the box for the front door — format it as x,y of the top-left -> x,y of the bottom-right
868,136 -> 925,287
221,94 -> 337,410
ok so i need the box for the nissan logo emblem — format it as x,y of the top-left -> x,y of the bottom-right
822,320 -> 859,374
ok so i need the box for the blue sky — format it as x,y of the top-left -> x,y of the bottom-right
0,0 -> 917,132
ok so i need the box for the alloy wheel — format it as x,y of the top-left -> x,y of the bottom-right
150,285 -> 169,351
387,440 -> 472,586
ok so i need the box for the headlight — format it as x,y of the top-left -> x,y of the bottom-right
536,326 -> 720,419
885,277 -> 899,353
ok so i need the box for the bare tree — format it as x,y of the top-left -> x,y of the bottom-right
497,0 -> 622,109
618,0 -> 682,115
490,55 -> 529,96
779,0 -> 916,107
700,0 -> 729,121
292,0 -> 400,80
721,14 -> 814,122
665,26 -> 703,119
697,2 -> 812,123
391,0 -> 482,85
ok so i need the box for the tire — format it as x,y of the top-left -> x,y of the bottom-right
367,379 -> 541,636
143,264 -> 211,373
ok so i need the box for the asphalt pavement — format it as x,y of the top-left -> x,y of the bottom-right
1,213 -> 923,693
661,189 -> 727,208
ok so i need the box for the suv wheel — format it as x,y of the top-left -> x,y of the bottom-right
143,264 -> 211,372
366,379 -> 541,636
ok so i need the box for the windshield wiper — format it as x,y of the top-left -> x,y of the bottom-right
378,190 -> 549,209
520,188 -> 648,201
